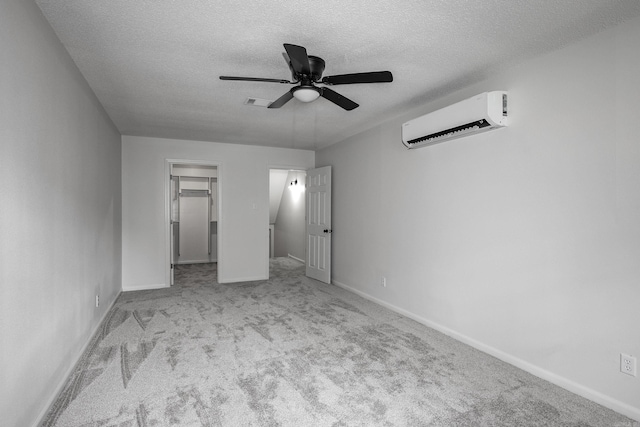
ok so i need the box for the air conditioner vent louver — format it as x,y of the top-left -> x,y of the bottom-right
402,91 -> 508,149
406,119 -> 491,146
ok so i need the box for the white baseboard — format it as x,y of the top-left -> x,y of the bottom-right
122,283 -> 168,292
331,279 -> 640,422
287,254 -> 305,264
34,290 -> 122,427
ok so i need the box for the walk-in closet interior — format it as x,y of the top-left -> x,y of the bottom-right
170,164 -> 218,270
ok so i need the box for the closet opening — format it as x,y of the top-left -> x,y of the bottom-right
168,162 -> 219,286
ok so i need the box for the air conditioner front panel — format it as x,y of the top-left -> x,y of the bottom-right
402,91 -> 508,149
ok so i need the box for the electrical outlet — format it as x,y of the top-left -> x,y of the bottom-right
381,277 -> 387,287
620,353 -> 637,377
95,294 -> 100,308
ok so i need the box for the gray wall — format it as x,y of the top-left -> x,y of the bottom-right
0,1 -> 122,425
274,171 -> 306,260
316,17 -> 640,419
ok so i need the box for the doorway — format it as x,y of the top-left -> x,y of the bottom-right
269,169 -> 307,264
168,161 -> 220,286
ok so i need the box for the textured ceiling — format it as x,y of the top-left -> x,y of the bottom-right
36,0 -> 640,151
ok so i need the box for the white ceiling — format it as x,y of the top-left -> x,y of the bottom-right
36,0 -> 640,151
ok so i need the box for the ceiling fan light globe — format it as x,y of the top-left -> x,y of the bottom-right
292,87 -> 320,103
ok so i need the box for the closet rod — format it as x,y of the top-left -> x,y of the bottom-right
179,189 -> 211,196
174,175 -> 210,179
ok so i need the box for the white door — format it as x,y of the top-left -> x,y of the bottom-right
306,166 -> 332,283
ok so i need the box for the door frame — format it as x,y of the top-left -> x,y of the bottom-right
165,159 -> 222,286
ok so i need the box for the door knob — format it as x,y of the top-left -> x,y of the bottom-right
323,229 -> 332,233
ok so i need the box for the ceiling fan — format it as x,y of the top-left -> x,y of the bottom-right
220,43 -> 393,111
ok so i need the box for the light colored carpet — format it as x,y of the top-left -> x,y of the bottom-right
42,258 -> 634,426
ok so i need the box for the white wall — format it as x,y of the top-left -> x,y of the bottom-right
0,1 -> 122,426
122,136 -> 314,288
316,17 -> 640,420
274,171 -> 307,260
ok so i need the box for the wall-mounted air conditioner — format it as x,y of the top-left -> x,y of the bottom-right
402,91 -> 508,149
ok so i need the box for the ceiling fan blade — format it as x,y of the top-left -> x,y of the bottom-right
320,87 -> 359,111
268,90 -> 294,109
220,76 -> 292,84
282,52 -> 298,82
283,44 -> 310,76
321,71 -> 393,85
